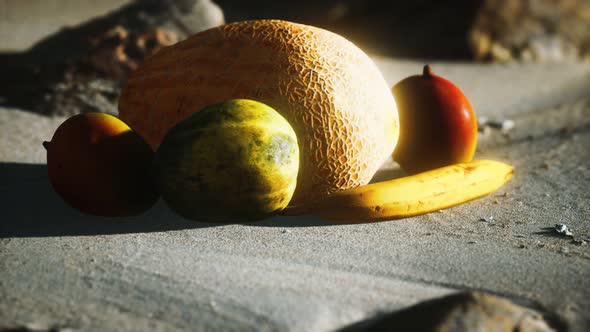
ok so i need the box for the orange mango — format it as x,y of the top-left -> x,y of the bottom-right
44,112 -> 158,216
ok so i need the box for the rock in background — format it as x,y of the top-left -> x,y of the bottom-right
340,292 -> 558,332
469,0 -> 590,62
217,0 -> 482,59
219,0 -> 590,62
0,0 -> 224,116
2,0 -> 589,117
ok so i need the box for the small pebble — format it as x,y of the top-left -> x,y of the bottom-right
500,119 -> 515,132
478,118 -> 515,132
560,246 -> 570,254
554,223 -> 573,237
479,216 -> 495,223
359,291 -> 553,331
280,229 -> 290,234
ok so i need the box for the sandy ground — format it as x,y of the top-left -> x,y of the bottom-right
1,58 -> 589,331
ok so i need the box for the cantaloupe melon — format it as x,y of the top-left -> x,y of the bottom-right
119,19 -> 398,204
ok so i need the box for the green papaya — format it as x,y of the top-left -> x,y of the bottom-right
153,99 -> 299,222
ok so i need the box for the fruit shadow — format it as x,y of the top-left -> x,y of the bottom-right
369,163 -> 407,184
0,162 -> 215,238
0,161 -> 408,236
248,163 -> 408,228
248,215 -> 335,228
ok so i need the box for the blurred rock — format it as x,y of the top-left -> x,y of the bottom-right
219,0 -> 590,63
218,0 -> 482,59
0,0 -> 224,116
2,0 -> 589,117
340,291 -> 558,332
88,26 -> 179,81
469,0 -> 590,63
25,0 -> 224,68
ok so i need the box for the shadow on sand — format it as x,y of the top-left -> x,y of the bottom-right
0,162 -> 333,238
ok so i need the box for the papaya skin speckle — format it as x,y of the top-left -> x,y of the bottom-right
153,99 -> 299,222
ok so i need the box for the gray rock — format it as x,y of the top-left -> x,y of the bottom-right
340,292 -> 557,332
0,0 -> 224,116
220,0 -> 590,63
161,0 -> 224,37
469,0 -> 590,62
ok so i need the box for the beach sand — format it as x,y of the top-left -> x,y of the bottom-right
1,58 -> 589,331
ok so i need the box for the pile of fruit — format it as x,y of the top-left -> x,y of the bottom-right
44,20 -> 513,223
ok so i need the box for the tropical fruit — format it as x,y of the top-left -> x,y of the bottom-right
44,112 -> 159,216
119,19 -> 398,204
284,160 -> 513,223
392,65 -> 478,174
153,99 -> 299,222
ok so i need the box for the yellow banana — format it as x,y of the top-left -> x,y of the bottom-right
282,159 -> 513,223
